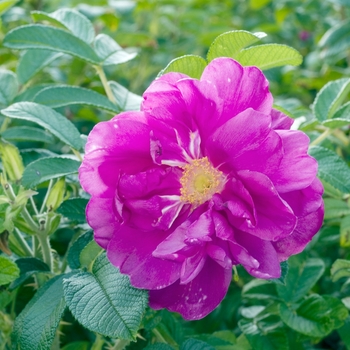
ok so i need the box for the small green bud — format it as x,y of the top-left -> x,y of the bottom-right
0,140 -> 24,182
46,178 -> 65,211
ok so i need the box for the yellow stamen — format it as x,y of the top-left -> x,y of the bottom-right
180,157 -> 225,206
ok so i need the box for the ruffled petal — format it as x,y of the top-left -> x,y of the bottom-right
200,58 -> 273,125
273,202 -> 324,261
205,108 -> 272,169
149,259 -> 232,320
237,171 -> 297,241
234,230 -> 281,279
86,196 -> 121,249
107,226 -> 181,290
269,130 -> 317,192
79,112 -> 153,196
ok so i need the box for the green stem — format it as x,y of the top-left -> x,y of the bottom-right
94,65 -> 117,104
111,339 -> 130,350
40,179 -> 53,214
152,328 -> 168,343
0,117 -> 10,133
37,233 -> 52,270
310,128 -> 332,146
13,228 -> 33,256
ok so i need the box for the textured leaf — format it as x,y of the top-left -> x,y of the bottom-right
239,319 -> 288,350
313,78 -> 350,122
22,157 -> 80,188
242,279 -> 278,300
10,257 -> 50,290
234,44 -> 302,70
63,252 -> 148,339
12,272 -> 75,350
309,146 -> 350,194
323,101 -> 350,128
1,126 -> 54,143
331,259 -> 350,281
0,256 -> 20,286
33,85 -> 119,113
280,295 -> 335,337
57,198 -> 89,224
109,81 -> 142,111
181,339 -> 215,350
94,34 -> 137,65
207,30 -> 266,62
160,55 -> 207,79
0,0 -> 19,15
0,69 -> 18,107
17,49 -> 62,85
32,8 -> 95,44
276,256 -> 325,303
1,102 -> 82,150
14,84 -> 52,103
79,240 -> 103,269
3,24 -> 100,64
67,230 -> 93,269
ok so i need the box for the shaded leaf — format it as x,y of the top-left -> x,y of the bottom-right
67,230 -> 93,269
57,198 -> 89,224
3,24 -> 100,64
22,157 -> 80,188
1,102 -> 82,150
2,126 -> 55,143
331,259 -> 350,282
109,81 -> 142,111
0,256 -> 19,286
0,69 -> 18,107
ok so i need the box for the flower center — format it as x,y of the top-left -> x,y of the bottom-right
180,157 -> 225,205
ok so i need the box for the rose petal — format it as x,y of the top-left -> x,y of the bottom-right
107,226 -> 181,290
149,258 -> 232,320
271,109 -> 293,130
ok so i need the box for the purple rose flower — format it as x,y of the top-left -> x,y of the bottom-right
79,58 -> 324,320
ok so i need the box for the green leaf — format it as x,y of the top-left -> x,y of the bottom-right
63,252 -> 148,339
0,0 -> 19,16
269,261 -> 288,286
33,85 -> 120,114
109,81 -> 142,111
17,49 -> 62,85
3,24 -> 100,64
324,295 -> 349,329
61,342 -> 90,350
181,339 -> 215,350
250,0 -> 272,9
313,78 -> 350,122
10,257 -> 50,290
234,44 -> 302,70
239,319 -> 288,350
32,8 -> 95,44
67,230 -> 93,269
1,126 -> 55,143
12,272 -> 75,350
242,279 -> 278,300
331,259 -> 350,281
341,215 -> 350,247
322,101 -> 350,128
14,84 -> 52,103
57,198 -> 89,224
0,256 -> 20,286
160,55 -> 207,79
94,34 -> 137,66
319,20 -> 350,59
324,198 -> 350,219
79,240 -> 103,269
309,146 -> 350,194
207,30 -> 266,62
21,157 -> 80,188
0,69 -> 18,107
144,345 -> 174,350
338,317 -> 350,349
276,256 -> 325,303
1,102 -> 82,150
279,295 -> 334,337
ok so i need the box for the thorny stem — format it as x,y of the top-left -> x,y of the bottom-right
310,128 -> 332,146
13,228 -> 33,256
94,65 -> 117,105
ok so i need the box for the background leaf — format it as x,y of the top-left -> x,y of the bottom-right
1,126 -> 55,143
160,55 -> 207,79
0,69 -> 18,107
0,256 -> 20,286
